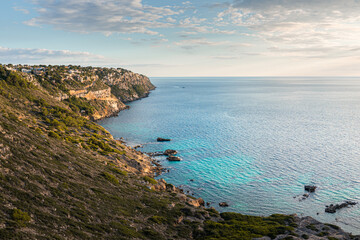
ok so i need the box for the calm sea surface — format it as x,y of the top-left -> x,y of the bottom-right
99,77 -> 360,234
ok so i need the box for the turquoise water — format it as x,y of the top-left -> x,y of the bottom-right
99,77 -> 360,234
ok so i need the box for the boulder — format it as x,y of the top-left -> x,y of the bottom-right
304,185 -> 317,192
187,198 -> 201,207
157,137 -> 171,142
167,156 -> 181,161
152,178 -> 167,191
219,202 -> 229,207
197,198 -> 205,206
164,149 -> 178,156
165,183 -> 177,192
176,215 -> 184,224
147,152 -> 164,157
325,201 -> 357,213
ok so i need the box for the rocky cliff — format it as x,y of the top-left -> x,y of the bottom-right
0,65 -> 356,240
4,64 -> 155,120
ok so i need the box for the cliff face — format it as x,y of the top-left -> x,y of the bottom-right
5,65 -> 155,120
105,72 -> 155,102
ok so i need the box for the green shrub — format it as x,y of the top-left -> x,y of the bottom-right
149,216 -> 167,224
12,209 -> 31,226
87,136 -> 113,153
109,222 -> 143,238
111,168 -> 128,176
306,224 -> 318,231
317,232 -> 329,237
34,98 -> 48,107
102,172 -> 119,185
141,228 -> 164,240
48,131 -> 61,139
325,224 -> 340,230
65,136 -> 80,143
65,96 -> 95,115
143,176 -> 157,185
35,128 -> 43,135
302,234 -> 309,239
202,213 -> 294,240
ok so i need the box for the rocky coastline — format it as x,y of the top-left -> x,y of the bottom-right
112,134 -> 360,239
1,64 -> 358,239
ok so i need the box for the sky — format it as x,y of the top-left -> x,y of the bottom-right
2,0 -> 360,76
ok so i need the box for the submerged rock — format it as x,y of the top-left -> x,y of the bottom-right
157,137 -> 171,142
304,185 -> 317,192
167,156 -> 181,161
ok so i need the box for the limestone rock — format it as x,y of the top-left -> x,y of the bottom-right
219,202 -> 229,207
167,156 -> 181,161
164,149 -> 178,156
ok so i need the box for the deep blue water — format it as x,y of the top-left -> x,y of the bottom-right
99,77 -> 360,234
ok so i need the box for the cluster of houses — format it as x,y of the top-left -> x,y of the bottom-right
21,67 -> 45,75
4,64 -> 46,75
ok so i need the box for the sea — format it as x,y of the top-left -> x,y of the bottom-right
99,77 -> 360,234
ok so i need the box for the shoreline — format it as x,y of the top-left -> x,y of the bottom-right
106,132 -> 360,238
96,84 -> 360,236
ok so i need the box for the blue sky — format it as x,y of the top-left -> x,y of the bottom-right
2,0 -> 360,76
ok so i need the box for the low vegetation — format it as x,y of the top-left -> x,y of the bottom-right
0,64 -> 349,239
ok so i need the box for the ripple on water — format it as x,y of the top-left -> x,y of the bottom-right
99,77 -> 360,234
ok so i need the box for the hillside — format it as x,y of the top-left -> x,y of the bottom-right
3,64 -> 155,120
0,65 -> 355,240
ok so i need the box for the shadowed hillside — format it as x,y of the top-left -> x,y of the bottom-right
0,65 -> 354,240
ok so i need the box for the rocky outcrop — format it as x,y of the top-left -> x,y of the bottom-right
167,156 -> 181,161
104,71 -> 155,102
290,216 -> 354,240
325,201 -> 357,213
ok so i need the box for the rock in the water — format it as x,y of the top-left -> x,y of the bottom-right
147,152 -> 164,157
164,149 -> 178,156
325,201 -> 357,213
304,185 -> 317,192
157,137 -> 171,142
167,156 -> 181,161
219,202 -> 229,207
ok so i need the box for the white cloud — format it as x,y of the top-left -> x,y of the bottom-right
26,0 -> 177,35
178,16 -> 236,35
216,0 -> 360,58
174,38 -> 251,50
0,46 -> 107,65
13,7 -> 30,14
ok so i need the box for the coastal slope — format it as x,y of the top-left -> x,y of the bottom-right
4,64 -> 155,120
0,65 -> 355,240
